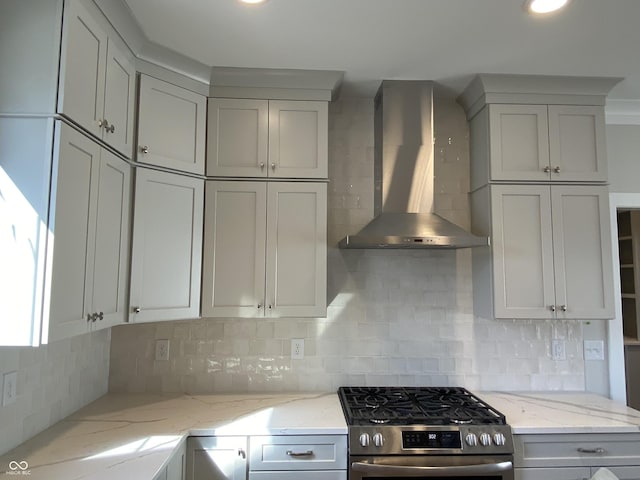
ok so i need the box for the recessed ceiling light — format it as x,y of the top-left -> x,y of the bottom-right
239,0 -> 269,4
524,0 -> 571,14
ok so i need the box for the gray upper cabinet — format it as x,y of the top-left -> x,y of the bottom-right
207,98 -> 328,179
471,103 -> 607,189
129,168 -> 204,323
47,122 -> 131,343
137,75 -> 207,175
58,0 -> 136,158
472,184 -> 615,320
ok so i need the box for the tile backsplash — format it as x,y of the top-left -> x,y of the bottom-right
0,329 -> 110,455
109,96 -> 589,394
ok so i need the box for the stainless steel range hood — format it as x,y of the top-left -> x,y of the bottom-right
339,80 -> 488,249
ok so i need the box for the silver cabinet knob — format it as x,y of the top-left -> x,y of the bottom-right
554,166 -> 561,173
268,304 -> 273,310
480,433 -> 492,446
97,311 -> 104,320
373,433 -> 384,447
238,448 -> 246,459
543,165 -> 551,173
106,123 -> 115,133
560,305 -> 567,312
549,305 -> 556,312
133,307 -> 141,314
359,433 -> 370,447
493,433 -> 506,446
465,433 -> 478,447
86,313 -> 93,322
257,303 -> 262,309
139,145 -> 149,154
259,162 -> 265,170
271,162 -> 276,171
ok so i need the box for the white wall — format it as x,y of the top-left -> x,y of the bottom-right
108,97 -> 590,394
0,330 -> 110,455
607,124 -> 640,195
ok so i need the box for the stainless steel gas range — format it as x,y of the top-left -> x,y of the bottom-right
337,387 -> 514,479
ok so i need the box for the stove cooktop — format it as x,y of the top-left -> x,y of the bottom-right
338,386 -> 507,426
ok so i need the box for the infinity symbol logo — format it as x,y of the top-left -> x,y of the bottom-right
8,460 -> 29,471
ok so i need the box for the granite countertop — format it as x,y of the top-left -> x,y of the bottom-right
2,391 -> 640,479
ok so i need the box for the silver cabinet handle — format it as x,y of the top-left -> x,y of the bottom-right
268,304 -> 273,310
549,305 -> 556,312
271,162 -> 276,171
238,448 -> 246,459
543,166 -> 551,173
86,313 -> 93,322
98,119 -> 105,128
106,123 -> 115,133
352,461 -> 513,476
139,145 -> 149,154
97,311 -> 104,320
133,307 -> 141,314
560,305 -> 567,312
257,303 -> 262,309
577,447 -> 606,454
286,450 -> 313,457
259,162 -> 265,170
554,166 -> 561,173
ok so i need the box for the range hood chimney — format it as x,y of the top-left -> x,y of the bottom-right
339,80 -> 488,249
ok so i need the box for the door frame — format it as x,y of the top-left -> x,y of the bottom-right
608,193 -> 640,402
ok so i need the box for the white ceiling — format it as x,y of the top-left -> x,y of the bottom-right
123,0 -> 640,99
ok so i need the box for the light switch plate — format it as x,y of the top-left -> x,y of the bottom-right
551,339 -> 566,361
2,371 -> 17,406
584,340 -> 605,361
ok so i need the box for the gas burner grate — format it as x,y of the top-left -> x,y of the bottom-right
338,386 -> 507,426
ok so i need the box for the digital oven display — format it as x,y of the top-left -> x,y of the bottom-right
402,431 -> 462,449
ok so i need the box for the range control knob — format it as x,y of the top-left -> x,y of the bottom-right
359,433 -> 370,447
373,433 -> 384,448
480,433 -> 492,446
493,433 -> 506,446
465,433 -> 478,447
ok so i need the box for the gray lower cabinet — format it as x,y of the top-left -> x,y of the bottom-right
514,433 -> 640,480
154,439 -> 186,480
187,436 -> 248,480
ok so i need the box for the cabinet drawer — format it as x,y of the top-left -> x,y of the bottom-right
250,472 -> 346,480
515,467 -> 590,480
515,434 -> 640,468
249,435 -> 347,471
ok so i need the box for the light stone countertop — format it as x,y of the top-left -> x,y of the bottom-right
479,391 -> 640,434
2,391 -> 640,479
0,392 -> 346,480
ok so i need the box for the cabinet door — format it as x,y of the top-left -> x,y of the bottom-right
58,0 -> 107,140
137,75 -> 207,174
490,185 -> 556,319
187,437 -> 247,480
489,104 -> 550,182
103,36 -> 135,158
129,168 -> 204,322
548,105 -> 607,182
268,100 -> 328,179
46,123 -> 100,343
265,182 -> 327,317
551,186 -> 615,319
91,150 -> 131,330
202,181 -> 267,318
207,99 -> 269,177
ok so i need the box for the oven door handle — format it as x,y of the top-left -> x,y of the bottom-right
351,460 -> 513,476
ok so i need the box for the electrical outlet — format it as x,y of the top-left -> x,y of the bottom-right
291,339 -> 304,360
155,339 -> 170,361
2,371 -> 17,406
584,340 -> 605,361
551,339 -> 566,361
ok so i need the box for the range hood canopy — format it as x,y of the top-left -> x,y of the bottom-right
339,80 -> 488,249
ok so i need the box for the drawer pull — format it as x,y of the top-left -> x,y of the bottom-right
577,447 -> 606,454
286,450 -> 314,457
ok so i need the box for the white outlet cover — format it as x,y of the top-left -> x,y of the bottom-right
291,339 -> 304,360
2,371 -> 17,406
155,339 -> 170,361
551,339 -> 566,361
